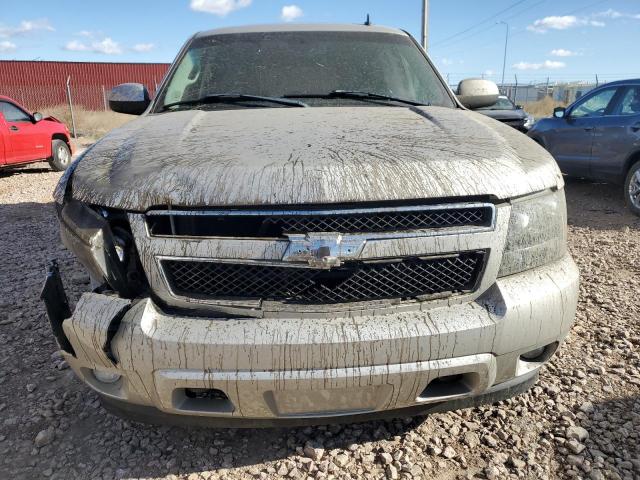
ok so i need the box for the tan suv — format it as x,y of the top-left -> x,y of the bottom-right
43,23 -> 579,426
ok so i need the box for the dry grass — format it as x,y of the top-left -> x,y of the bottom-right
523,96 -> 567,118
38,105 -> 132,143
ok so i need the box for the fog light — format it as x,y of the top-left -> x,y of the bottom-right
93,369 -> 121,384
520,347 -> 546,361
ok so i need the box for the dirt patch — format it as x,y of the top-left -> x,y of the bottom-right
0,167 -> 638,480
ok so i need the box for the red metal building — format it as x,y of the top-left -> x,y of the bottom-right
0,61 -> 170,110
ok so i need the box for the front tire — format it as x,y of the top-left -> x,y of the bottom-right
48,139 -> 72,171
624,161 -> 640,216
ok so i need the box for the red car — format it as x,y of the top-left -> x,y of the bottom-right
0,95 -> 73,171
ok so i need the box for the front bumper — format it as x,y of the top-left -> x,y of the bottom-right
51,254 -> 578,425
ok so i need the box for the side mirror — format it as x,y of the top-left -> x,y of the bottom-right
553,107 -> 566,119
109,83 -> 150,115
515,105 -> 524,110
32,112 -> 43,122
456,79 -> 499,109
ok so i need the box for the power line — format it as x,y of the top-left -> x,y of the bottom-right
564,0 -> 609,16
433,0 -> 548,51
431,0 -> 528,48
434,0 -> 609,53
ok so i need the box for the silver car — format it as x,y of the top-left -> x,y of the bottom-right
43,24 -> 579,426
528,79 -> 640,215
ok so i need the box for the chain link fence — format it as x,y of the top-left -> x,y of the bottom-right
445,74 -> 639,106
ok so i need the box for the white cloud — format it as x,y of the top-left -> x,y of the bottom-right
0,40 -> 17,52
593,8 -> 640,20
440,57 -> 454,66
483,69 -> 495,77
64,40 -> 89,52
91,37 -> 122,55
513,60 -> 566,70
527,15 -> 578,32
527,15 -> 605,33
64,37 -> 122,55
0,19 -> 54,38
550,48 -> 576,57
132,43 -> 155,52
281,5 -> 303,22
595,8 -> 623,19
190,0 -> 252,16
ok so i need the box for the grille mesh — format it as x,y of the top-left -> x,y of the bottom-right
262,208 -> 490,235
163,252 -> 485,304
146,205 -> 493,237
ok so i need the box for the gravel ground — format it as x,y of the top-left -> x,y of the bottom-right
0,164 -> 638,480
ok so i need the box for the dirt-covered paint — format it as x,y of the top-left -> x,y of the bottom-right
48,23 -> 580,424
65,106 -> 562,211
61,254 -> 578,418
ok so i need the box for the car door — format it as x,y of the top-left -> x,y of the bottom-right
590,85 -> 640,182
0,101 -> 47,164
546,87 -> 619,177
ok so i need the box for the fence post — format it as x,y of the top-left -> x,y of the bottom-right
546,77 -> 550,98
102,85 -> 108,111
66,76 -> 77,138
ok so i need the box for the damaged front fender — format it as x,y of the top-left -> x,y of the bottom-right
59,200 -> 133,295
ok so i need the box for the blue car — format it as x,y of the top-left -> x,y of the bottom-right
528,79 -> 640,215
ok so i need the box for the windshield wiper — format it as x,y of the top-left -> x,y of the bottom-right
162,94 -> 308,111
284,90 -> 428,107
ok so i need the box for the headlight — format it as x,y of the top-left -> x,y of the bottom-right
498,189 -> 567,277
524,114 -> 535,129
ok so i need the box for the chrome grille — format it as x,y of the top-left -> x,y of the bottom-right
146,204 -> 494,238
162,252 -> 486,304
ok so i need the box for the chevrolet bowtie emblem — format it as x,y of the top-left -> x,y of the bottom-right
282,233 -> 366,268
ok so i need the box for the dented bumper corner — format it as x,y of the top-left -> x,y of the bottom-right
54,253 -> 579,425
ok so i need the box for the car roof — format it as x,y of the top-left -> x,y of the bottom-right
597,78 -> 640,87
195,23 -> 407,38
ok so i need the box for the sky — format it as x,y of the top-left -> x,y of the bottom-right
1,0 -> 639,85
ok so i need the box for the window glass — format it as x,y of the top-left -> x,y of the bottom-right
617,87 -> 640,116
0,102 -> 31,122
477,96 -> 515,110
159,31 -> 455,109
570,88 -> 616,118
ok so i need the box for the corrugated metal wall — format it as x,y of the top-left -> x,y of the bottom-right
0,61 -> 170,110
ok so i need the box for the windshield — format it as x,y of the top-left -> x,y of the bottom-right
157,31 -> 455,110
478,96 -> 516,110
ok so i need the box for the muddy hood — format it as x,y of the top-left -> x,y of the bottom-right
68,106 -> 562,211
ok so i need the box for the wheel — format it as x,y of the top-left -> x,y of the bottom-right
624,161 -> 640,216
48,139 -> 72,171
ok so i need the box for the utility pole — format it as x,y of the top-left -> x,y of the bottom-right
65,76 -> 77,138
421,0 -> 429,51
498,21 -> 509,88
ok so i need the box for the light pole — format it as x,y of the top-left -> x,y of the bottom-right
421,0 -> 429,51
498,21 -> 509,87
